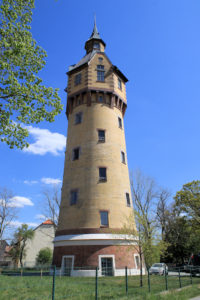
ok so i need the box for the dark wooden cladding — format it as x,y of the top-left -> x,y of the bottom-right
66,89 -> 127,118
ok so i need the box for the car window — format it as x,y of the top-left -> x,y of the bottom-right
152,263 -> 162,267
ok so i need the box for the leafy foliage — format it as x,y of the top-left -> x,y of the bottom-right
161,180 -> 200,264
0,0 -> 63,149
36,247 -> 52,266
174,180 -> 200,226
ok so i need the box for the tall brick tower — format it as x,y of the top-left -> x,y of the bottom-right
53,22 -> 140,276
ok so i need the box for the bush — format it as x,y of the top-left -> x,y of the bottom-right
36,248 -> 52,266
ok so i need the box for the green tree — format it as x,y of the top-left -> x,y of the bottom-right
163,210 -> 200,264
174,180 -> 200,226
36,247 -> 52,266
0,0 -> 63,149
10,224 -> 34,267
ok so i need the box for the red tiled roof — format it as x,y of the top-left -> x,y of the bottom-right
42,219 -> 54,225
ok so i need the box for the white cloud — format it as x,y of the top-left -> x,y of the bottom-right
10,221 -> 39,228
41,177 -> 62,185
24,180 -> 38,185
9,196 -> 34,208
23,125 -> 66,156
35,214 -> 46,220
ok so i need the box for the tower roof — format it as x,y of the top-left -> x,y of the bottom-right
89,17 -> 101,40
85,19 -> 106,53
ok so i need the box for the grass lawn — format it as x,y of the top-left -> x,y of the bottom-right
0,274 -> 200,299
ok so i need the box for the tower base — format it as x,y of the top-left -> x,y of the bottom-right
53,234 -> 145,276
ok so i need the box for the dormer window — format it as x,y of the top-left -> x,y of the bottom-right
94,42 -> 100,50
97,65 -> 105,82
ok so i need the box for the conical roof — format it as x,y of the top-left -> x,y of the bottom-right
90,18 -> 101,40
85,19 -> 106,50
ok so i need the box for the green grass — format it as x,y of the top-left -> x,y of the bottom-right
0,274 -> 199,300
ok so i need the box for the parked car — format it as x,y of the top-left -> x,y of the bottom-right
149,263 -> 168,275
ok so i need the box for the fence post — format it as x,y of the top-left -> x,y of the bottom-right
148,268 -> 151,292
95,267 -> 98,300
178,268 -> 182,288
52,266 -> 56,300
165,266 -> 168,291
190,267 -> 193,285
125,266 -> 128,295
40,268 -> 43,279
21,268 -> 23,277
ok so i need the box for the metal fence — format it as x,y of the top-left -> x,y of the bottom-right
0,265 -> 200,299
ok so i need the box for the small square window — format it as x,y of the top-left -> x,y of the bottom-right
74,73 -> 81,86
98,130 -> 105,142
118,78 -> 122,90
98,57 -> 103,62
73,147 -> 80,160
70,190 -> 78,205
75,112 -> 82,124
99,167 -> 107,182
94,42 -> 100,50
121,151 -> 126,164
100,211 -> 108,227
126,193 -> 131,207
118,117 -> 122,129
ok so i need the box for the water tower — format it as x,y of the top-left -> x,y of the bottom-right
53,22 -> 140,276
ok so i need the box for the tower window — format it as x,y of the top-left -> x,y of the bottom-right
98,57 -> 103,62
121,151 -> 126,164
99,95 -> 103,102
126,193 -> 131,207
72,147 -> 80,160
94,42 -> 100,50
98,130 -> 105,142
97,65 -> 105,82
99,167 -> 107,182
74,73 -> 81,86
100,211 -> 109,227
75,112 -> 82,124
118,117 -> 122,129
70,190 -> 78,205
118,78 -> 122,90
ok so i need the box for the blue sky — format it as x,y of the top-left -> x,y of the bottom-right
1,0 -> 200,237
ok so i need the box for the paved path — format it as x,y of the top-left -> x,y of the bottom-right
189,297 -> 200,300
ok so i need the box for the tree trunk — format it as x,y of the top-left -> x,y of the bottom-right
19,241 -> 25,268
139,246 -> 143,287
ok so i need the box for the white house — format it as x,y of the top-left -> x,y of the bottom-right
22,220 -> 54,267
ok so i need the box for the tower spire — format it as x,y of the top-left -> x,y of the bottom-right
90,15 -> 101,39
85,18 -> 106,53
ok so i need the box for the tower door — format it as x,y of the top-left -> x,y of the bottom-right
101,257 -> 113,276
63,256 -> 73,276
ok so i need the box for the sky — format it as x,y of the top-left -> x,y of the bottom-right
1,0 -> 200,238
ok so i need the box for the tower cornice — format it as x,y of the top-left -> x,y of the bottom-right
65,88 -> 127,118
